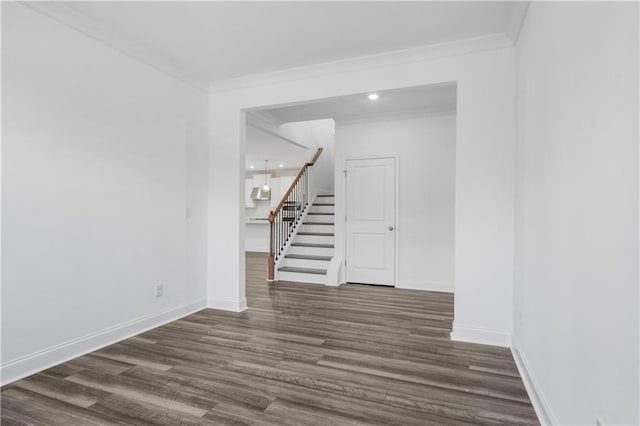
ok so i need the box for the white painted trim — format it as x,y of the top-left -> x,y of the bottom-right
511,335 -> 557,425
19,2 -> 527,95
20,1 -> 516,95
344,154 -> 400,287
276,271 -> 330,285
209,33 -> 513,93
397,279 -> 453,293
324,257 -> 342,287
450,322 -> 511,347
20,2 -> 207,92
336,106 -> 456,126
247,110 -> 285,127
0,298 -> 207,386
207,297 -> 247,312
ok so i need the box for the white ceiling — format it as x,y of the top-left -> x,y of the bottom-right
49,1 -> 528,88
248,83 -> 456,170
262,83 -> 457,124
245,125 -> 310,171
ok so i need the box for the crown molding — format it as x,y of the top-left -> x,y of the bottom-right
247,110 -> 285,128
19,1 -> 208,92
335,105 -> 457,126
246,111 -> 309,149
208,33 -> 513,94
247,121 -> 308,150
20,1 -> 525,96
505,1 -> 531,45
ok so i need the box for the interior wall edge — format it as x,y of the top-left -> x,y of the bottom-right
207,297 -> 248,313
511,335 -> 557,425
449,322 -> 511,348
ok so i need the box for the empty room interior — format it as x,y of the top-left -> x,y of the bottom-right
1,1 -> 639,425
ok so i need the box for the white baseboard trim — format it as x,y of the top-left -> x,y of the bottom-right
511,336 -> 557,425
0,298 -> 207,386
450,322 -> 511,347
207,297 -> 247,312
397,279 -> 453,293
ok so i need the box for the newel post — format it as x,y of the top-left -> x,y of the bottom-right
267,211 -> 275,282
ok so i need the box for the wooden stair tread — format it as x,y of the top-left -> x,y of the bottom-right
297,232 -> 334,236
291,243 -> 334,248
302,222 -> 334,225
285,254 -> 333,261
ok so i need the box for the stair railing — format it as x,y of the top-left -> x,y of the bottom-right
268,148 -> 323,281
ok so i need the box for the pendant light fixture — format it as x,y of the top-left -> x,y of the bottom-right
261,160 -> 270,192
250,159 -> 271,200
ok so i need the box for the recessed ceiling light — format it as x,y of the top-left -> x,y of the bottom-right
249,165 -> 255,169
368,93 -> 379,100
279,164 -> 284,168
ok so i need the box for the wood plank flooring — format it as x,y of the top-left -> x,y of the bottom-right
1,252 -> 538,425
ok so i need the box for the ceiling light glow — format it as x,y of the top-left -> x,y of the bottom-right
368,93 -> 379,100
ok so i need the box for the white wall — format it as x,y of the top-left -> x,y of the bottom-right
1,3 -> 208,384
281,119 -> 336,197
245,223 -> 270,253
207,39 -> 516,346
513,2 -> 639,424
335,114 -> 455,292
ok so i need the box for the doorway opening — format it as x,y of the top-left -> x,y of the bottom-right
242,82 -> 457,294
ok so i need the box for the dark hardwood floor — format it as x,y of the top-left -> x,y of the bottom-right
1,252 -> 538,425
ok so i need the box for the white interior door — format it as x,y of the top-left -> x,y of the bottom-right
346,157 -> 396,285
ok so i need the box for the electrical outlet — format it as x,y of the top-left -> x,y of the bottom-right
155,284 -> 164,298
185,207 -> 192,219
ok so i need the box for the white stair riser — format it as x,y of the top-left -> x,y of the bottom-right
304,215 -> 334,223
281,258 -> 331,269
316,196 -> 335,203
277,271 -> 329,285
295,235 -> 334,245
288,245 -> 334,256
309,205 -> 334,214
299,224 -> 335,234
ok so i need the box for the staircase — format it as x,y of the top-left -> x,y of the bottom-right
268,148 -> 339,285
277,195 -> 335,284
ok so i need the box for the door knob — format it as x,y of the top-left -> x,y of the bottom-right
388,226 -> 394,231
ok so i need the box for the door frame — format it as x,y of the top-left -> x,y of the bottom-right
343,153 -> 400,287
